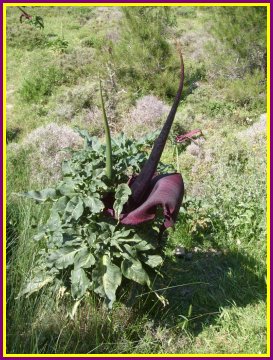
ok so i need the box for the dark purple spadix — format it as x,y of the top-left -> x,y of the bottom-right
130,50 -> 185,206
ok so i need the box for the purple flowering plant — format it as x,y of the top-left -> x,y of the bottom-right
18,50 -> 185,308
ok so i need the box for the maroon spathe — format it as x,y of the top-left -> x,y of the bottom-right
120,173 -> 184,228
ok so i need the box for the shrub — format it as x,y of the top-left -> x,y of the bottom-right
53,83 -> 97,123
224,70 -> 266,111
174,156 -> 266,253
19,66 -> 69,103
57,47 -> 96,81
123,95 -> 170,137
211,7 -> 267,75
237,114 -> 266,146
45,36 -> 69,52
112,7 -> 179,99
21,123 -> 83,184
6,22 -> 48,50
173,120 -> 266,254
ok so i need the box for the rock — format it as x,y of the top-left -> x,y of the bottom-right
174,246 -> 185,257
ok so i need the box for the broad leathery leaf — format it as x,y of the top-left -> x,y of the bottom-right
110,239 -> 123,252
20,188 -> 56,202
76,128 -> 93,147
134,239 -> 155,252
64,196 -> 84,221
48,247 -> 80,269
62,160 -> 73,176
17,273 -> 54,298
142,255 -> 163,268
113,183 -> 132,220
87,232 -> 97,247
92,262 -> 106,297
102,255 -> 122,308
71,268 -> 90,299
121,258 -> 150,286
52,231 -> 63,246
47,210 -> 62,231
84,196 -> 104,214
123,244 -> 137,258
57,180 -> 77,197
53,196 -> 69,213
74,247 -> 95,270
112,228 -> 133,240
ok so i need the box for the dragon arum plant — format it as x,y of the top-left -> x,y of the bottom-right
17,50 -> 185,308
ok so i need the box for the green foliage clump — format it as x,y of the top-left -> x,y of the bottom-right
172,139 -> 266,256
7,22 -> 48,50
212,6 -> 267,75
19,66 -> 69,103
81,35 -> 104,49
18,131 -> 172,308
112,7 -> 179,99
224,70 -> 266,112
45,36 -> 69,52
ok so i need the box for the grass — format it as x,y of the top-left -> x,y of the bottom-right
5,5 -> 268,355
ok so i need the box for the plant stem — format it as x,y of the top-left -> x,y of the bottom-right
18,6 -> 32,20
99,80 -> 113,180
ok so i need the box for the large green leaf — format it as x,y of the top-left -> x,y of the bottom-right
17,273 -> 54,298
87,232 -> 97,247
52,231 -> 63,246
134,239 -> 155,252
58,180 -> 77,197
20,188 -> 56,202
74,247 -> 95,270
48,247 -> 79,269
102,255 -> 122,308
142,254 -> 163,268
64,196 -> 84,221
92,261 -> 106,297
121,258 -> 150,286
47,210 -> 62,232
113,183 -> 131,220
53,196 -> 69,213
71,268 -> 90,299
84,196 -> 104,214
112,228 -> 133,240
62,161 -> 73,176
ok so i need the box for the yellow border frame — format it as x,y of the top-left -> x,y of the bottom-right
2,2 -> 271,358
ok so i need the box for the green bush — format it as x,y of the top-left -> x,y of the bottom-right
224,70 -> 266,111
173,141 -> 266,255
6,22 -> 48,50
19,66 -> 68,103
211,7 -> 267,75
112,7 -> 179,100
